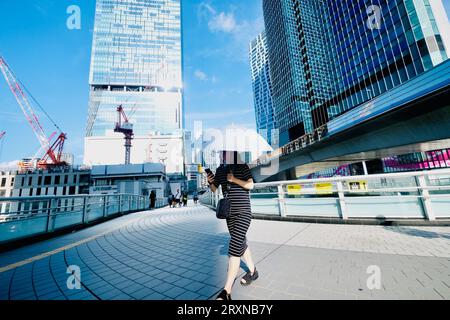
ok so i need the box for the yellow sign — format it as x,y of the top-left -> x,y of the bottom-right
315,183 -> 333,195
348,181 -> 369,192
287,185 -> 302,195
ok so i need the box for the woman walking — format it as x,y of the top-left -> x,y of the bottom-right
207,151 -> 259,300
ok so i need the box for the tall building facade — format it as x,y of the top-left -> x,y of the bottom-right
263,0 -> 449,145
249,31 -> 276,146
84,0 -> 184,174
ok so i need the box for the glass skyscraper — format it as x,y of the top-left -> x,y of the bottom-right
263,0 -> 449,145
249,31 -> 276,146
84,0 -> 183,168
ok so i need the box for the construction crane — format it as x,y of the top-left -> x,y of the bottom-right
114,105 -> 134,165
0,56 -> 67,170
0,131 -> 5,161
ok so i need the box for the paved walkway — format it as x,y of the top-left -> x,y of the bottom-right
0,204 -> 449,300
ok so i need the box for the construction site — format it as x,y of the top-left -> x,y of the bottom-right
0,56 -> 177,207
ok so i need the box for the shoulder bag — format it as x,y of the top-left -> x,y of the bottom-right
216,183 -> 231,219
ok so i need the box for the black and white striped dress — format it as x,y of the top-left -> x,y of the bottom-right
213,164 -> 253,257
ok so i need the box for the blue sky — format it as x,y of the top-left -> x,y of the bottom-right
0,0 -> 263,164
0,1 -> 449,165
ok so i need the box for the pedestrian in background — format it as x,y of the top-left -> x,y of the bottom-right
168,194 -> 174,208
150,190 -> 156,210
182,192 -> 188,207
174,189 -> 181,208
193,191 -> 199,205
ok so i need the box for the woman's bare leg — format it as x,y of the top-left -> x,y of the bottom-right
241,247 -> 255,275
223,256 -> 241,294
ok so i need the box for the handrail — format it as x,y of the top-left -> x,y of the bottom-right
200,169 -> 450,221
254,168 -> 450,188
0,193 -> 139,202
0,194 -> 167,244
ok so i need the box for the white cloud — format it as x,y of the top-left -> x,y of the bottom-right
208,12 -> 237,33
194,70 -> 219,83
198,2 -> 216,19
194,70 -> 208,81
197,2 -> 265,62
0,161 -> 19,171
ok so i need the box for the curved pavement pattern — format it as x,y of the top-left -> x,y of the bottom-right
0,204 -> 449,300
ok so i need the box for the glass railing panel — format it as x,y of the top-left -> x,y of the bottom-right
346,196 -> 424,218
87,197 -> 104,222
285,198 -> 341,218
250,198 -> 279,215
426,173 -> 450,196
0,216 -> 48,243
107,196 -> 120,216
122,198 -> 130,212
430,197 -> 450,218
54,210 -> 83,230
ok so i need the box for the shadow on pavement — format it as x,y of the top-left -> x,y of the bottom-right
384,226 -> 450,239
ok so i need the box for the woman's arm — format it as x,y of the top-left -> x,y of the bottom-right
207,173 -> 218,193
228,174 -> 255,191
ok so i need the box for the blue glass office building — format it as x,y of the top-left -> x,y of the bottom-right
249,31 -> 277,146
263,0 -> 449,145
85,0 -> 183,164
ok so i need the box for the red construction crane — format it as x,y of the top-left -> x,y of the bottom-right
0,56 -> 67,170
0,131 -> 5,140
114,105 -> 134,165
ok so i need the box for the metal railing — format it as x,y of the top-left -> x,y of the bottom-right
0,194 -> 166,244
200,169 -> 450,221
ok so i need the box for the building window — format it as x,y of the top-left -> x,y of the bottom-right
1,178 -> 6,187
69,186 -> 76,195
55,176 -> 61,185
28,177 -> 33,186
10,177 -> 14,187
73,175 -> 77,184
80,174 -> 90,184
38,176 -> 42,185
64,175 -> 68,185
36,188 -> 41,196
79,186 -> 89,195
44,176 -> 52,185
